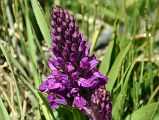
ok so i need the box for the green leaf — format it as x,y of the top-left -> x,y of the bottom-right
72,108 -> 88,120
72,108 -> 80,120
125,102 -> 159,120
112,61 -> 136,119
0,44 -> 23,117
30,0 -> 52,47
99,34 -> 115,75
38,92 -> 56,120
26,15 -> 37,68
57,106 -> 73,120
25,12 -> 41,88
106,42 -> 131,92
9,55 -> 28,79
90,26 -> 101,55
0,97 -> 10,120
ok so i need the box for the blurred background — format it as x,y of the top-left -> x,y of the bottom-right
0,0 -> 159,120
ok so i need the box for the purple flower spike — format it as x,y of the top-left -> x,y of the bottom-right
83,87 -> 112,120
91,87 -> 112,120
39,5 -> 111,120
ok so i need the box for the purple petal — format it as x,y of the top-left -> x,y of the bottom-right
94,72 -> 108,85
71,72 -> 79,80
70,53 -> 76,62
62,47 -> 68,57
48,82 -> 62,90
67,63 -> 75,73
51,28 -> 56,35
85,44 -> 90,56
39,81 -> 47,92
73,32 -> 78,39
70,88 -> 79,94
48,61 -> 56,71
54,94 -> 67,105
51,70 -> 61,76
51,103 -> 58,109
69,22 -> 75,28
78,77 -> 99,89
48,57 -> 59,70
89,59 -> 99,70
79,41 -> 86,52
57,27 -> 61,33
65,40 -> 71,48
47,95 -> 54,103
71,43 -> 78,52
73,94 -> 87,109
80,57 -> 88,68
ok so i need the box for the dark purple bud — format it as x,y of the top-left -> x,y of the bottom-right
70,53 -> 76,62
71,72 -> 79,80
71,43 -> 78,52
70,88 -> 79,94
66,63 -> 75,73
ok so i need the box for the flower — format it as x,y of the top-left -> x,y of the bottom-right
39,6 -> 111,120
90,87 -> 112,120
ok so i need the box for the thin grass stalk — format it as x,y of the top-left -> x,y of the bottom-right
144,0 -> 153,94
0,44 -> 23,118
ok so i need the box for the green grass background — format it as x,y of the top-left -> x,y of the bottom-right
0,0 -> 159,120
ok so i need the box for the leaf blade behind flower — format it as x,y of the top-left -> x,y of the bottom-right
106,42 -> 131,92
30,0 -> 52,47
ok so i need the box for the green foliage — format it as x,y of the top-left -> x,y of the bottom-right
126,102 -> 159,120
30,0 -> 52,47
0,97 -> 10,120
0,0 -> 159,120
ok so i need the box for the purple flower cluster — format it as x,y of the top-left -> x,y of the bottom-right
39,6 -> 111,120
90,87 -> 112,120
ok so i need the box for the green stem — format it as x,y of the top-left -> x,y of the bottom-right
144,0 -> 153,94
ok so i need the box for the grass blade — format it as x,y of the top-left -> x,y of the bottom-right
39,93 -> 56,120
99,34 -> 115,75
126,102 -> 159,120
112,61 -> 136,119
106,42 -> 131,92
0,97 -> 10,120
9,55 -> 29,79
0,44 -> 23,118
26,15 -> 37,68
30,0 -> 52,47
90,25 -> 101,55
